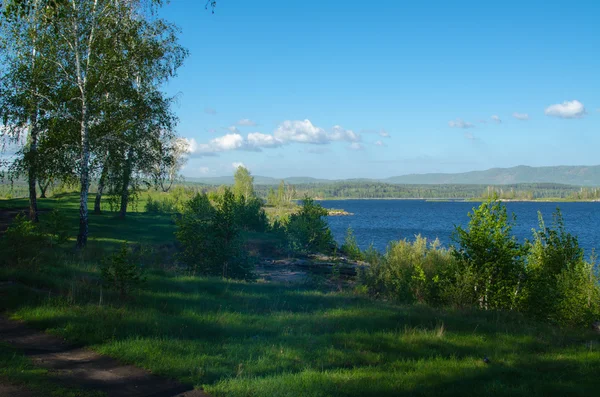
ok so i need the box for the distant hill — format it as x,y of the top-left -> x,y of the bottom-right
384,165 -> 600,186
184,165 -> 600,187
185,176 -> 334,186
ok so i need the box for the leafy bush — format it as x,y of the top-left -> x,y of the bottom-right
286,197 -> 335,254
145,196 -> 178,213
101,243 -> 146,298
523,209 -> 600,326
42,209 -> 70,246
340,227 -> 364,260
234,195 -> 269,232
360,235 -> 455,305
175,190 -> 254,280
1,213 -> 46,266
452,197 -> 526,310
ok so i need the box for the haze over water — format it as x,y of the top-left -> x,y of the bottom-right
321,200 -> 600,256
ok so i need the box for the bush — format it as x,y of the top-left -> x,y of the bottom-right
451,197 -> 526,310
340,227 -> 364,261
234,195 -> 269,232
1,213 -> 46,266
360,236 -> 456,305
100,243 -> 146,298
286,197 -> 335,254
523,209 -> 600,326
175,190 -> 254,280
42,209 -> 70,246
145,196 -> 178,213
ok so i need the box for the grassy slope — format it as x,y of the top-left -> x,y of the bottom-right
1,196 -> 599,396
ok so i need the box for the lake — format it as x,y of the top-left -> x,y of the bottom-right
320,200 -> 600,256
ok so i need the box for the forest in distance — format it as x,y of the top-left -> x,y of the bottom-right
3,178 -> 600,202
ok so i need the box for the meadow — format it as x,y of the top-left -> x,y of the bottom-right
1,193 -> 599,396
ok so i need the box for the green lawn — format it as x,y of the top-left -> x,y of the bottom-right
1,196 -> 599,396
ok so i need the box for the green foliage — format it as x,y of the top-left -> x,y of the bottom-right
233,195 -> 269,233
1,213 -> 46,266
253,181 -> 587,201
232,166 -> 255,200
451,197 -> 526,310
100,243 -> 146,298
523,209 -> 600,326
340,227 -> 364,260
175,190 -> 254,280
360,236 -> 456,305
145,195 -> 178,213
285,197 -> 335,254
42,209 -> 70,246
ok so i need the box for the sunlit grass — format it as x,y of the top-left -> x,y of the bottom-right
2,266 -> 599,397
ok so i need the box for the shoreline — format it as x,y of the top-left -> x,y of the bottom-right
315,197 -> 600,203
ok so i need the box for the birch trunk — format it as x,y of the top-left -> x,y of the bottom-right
119,147 -> 134,219
94,158 -> 108,213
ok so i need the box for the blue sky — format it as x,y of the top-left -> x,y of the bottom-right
159,0 -> 599,179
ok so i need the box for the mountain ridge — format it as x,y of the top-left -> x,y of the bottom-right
185,165 -> 600,186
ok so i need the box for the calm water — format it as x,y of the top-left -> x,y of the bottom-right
320,200 -> 600,256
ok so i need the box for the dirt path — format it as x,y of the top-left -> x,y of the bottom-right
0,316 -> 210,397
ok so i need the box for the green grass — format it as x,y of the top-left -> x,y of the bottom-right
0,342 -> 104,397
1,195 -> 600,396
2,264 -> 599,397
0,192 -> 178,247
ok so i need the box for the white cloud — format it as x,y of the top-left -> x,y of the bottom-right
464,132 -> 476,140
348,142 -> 364,151
198,167 -> 210,174
374,140 -> 385,147
188,119 -> 364,157
512,112 -> 529,120
273,119 -> 329,144
237,118 -> 257,126
448,118 -> 475,129
544,100 -> 586,119
212,133 -> 245,151
247,132 -> 283,148
379,129 -> 390,138
232,162 -> 246,170
187,134 -> 246,156
491,115 -> 502,124
328,125 -> 361,142
204,107 -> 217,115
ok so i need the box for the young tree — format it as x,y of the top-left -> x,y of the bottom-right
233,165 -> 254,200
286,197 -> 335,254
451,197 -> 526,310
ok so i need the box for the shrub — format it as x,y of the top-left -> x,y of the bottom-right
234,195 -> 269,232
145,196 -> 178,213
523,209 -> 600,326
42,209 -> 70,246
451,197 -> 526,310
1,213 -> 46,266
286,197 -> 335,254
175,190 -> 254,280
340,227 -> 364,261
360,236 -> 455,305
101,243 -> 146,298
